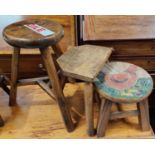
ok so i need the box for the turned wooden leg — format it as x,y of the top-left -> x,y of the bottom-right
84,82 -> 95,136
9,47 -> 20,106
137,99 -> 150,131
97,99 -> 112,137
40,46 -> 75,132
0,115 -> 4,127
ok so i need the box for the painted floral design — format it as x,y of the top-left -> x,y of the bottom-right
94,62 -> 153,100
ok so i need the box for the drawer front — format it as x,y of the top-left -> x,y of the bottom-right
0,54 -> 46,79
84,40 -> 155,57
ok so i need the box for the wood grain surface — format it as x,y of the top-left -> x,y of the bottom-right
3,19 -> 64,48
57,45 -> 113,82
84,15 -> 155,41
0,15 -> 75,54
0,84 -> 154,138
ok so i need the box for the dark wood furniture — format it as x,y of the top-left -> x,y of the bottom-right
94,61 -> 153,137
3,19 -> 75,132
78,16 -> 155,81
77,15 -> 155,130
57,45 -> 113,136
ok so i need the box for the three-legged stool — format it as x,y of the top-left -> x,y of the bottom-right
3,19 -> 74,132
94,62 -> 153,137
57,45 -> 113,136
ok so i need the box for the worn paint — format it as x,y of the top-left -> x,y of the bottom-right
94,62 -> 153,101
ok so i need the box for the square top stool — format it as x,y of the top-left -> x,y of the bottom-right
57,45 -> 113,136
2,19 -> 75,132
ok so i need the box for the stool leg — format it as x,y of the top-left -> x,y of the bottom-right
9,47 -> 20,106
0,115 -> 4,127
94,90 -> 101,110
84,82 -> 95,136
144,99 -> 150,123
137,99 -> 150,131
52,44 -> 63,57
40,47 -> 75,132
116,103 -> 122,111
97,99 -> 112,137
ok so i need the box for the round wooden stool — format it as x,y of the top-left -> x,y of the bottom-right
94,61 -> 153,137
3,19 -> 75,132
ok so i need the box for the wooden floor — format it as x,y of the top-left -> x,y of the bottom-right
0,83 -> 154,138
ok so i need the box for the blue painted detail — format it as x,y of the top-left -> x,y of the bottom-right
94,74 -> 153,100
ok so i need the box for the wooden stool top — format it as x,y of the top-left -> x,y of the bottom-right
57,45 -> 113,82
3,19 -> 64,48
94,62 -> 153,103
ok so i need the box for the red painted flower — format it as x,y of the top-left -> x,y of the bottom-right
105,65 -> 137,90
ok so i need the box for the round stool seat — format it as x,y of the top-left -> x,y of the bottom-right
94,62 -> 153,103
3,19 -> 64,48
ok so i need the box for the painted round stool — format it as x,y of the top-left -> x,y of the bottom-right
2,19 -> 75,132
94,61 -> 153,137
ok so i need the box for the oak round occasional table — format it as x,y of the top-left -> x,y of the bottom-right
3,19 -> 74,132
94,61 -> 153,137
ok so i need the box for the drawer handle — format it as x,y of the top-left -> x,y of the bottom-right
38,64 -> 46,71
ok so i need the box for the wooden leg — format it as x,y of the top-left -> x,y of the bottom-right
52,44 -> 63,57
40,47 -> 75,132
97,99 -> 112,137
94,90 -> 101,110
116,103 -> 122,111
9,47 -> 20,106
0,115 -> 4,127
144,98 -> 150,123
0,75 -> 10,95
137,99 -> 150,131
84,82 -> 95,136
